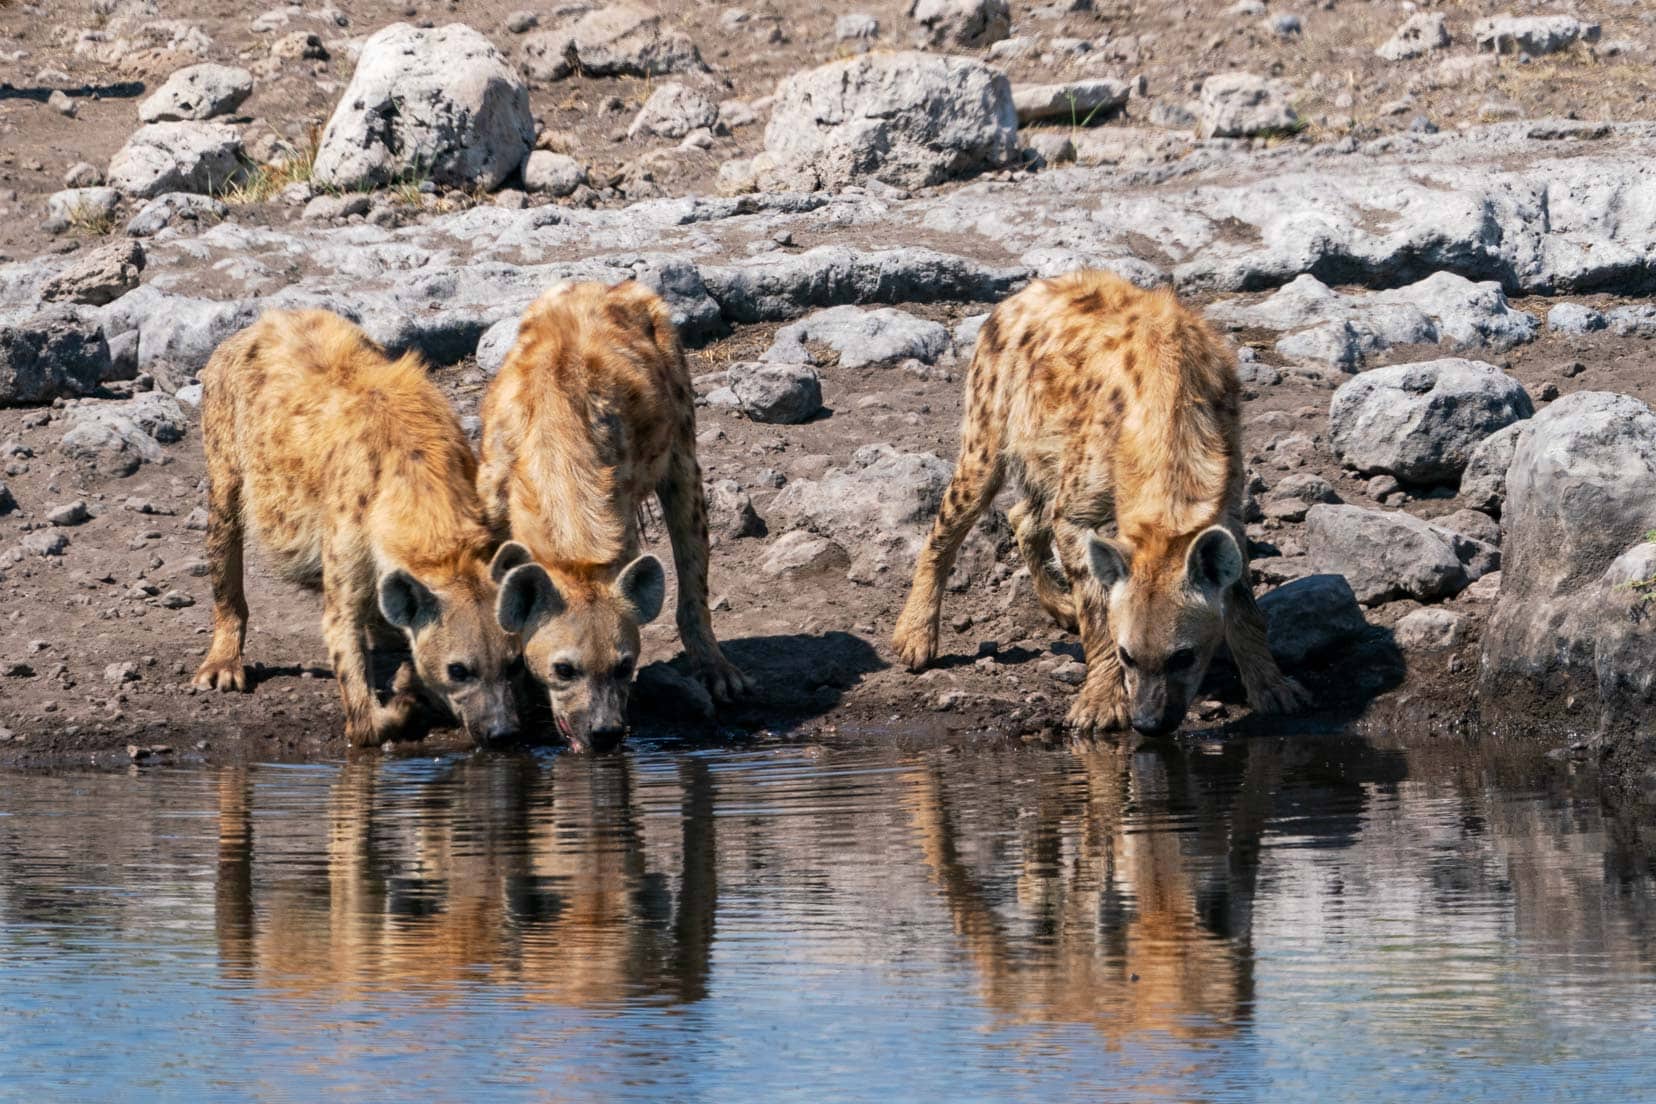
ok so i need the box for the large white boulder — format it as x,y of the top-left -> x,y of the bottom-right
312,23 -> 534,192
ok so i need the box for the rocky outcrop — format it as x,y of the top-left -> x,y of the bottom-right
1328,359 -> 1533,484
1479,392 -> 1656,737
312,23 -> 534,192
758,52 -> 1018,191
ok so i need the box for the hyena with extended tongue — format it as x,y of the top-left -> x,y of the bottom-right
892,270 -> 1310,736
479,281 -> 751,752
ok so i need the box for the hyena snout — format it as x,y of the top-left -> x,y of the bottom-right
1128,677 -> 1183,737
454,681 -> 521,746
561,678 -> 630,754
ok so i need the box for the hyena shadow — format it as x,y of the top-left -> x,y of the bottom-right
632,631 -> 887,735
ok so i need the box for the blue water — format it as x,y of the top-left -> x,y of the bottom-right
0,737 -> 1651,1102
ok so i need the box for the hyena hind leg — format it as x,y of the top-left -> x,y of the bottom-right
657,451 -> 752,702
193,470 -> 251,692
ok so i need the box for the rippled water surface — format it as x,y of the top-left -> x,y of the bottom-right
1,737 -> 1654,1102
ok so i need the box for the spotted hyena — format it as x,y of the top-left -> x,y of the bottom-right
892,270 -> 1310,735
193,309 -> 525,747
479,280 -> 751,753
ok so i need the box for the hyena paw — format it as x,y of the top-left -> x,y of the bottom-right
1250,675 -> 1312,715
890,614 -> 939,673
696,656 -> 754,703
1065,687 -> 1131,736
192,657 -> 247,692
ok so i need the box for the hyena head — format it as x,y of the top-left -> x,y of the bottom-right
376,542 -> 529,746
494,553 -> 666,754
1084,525 -> 1244,737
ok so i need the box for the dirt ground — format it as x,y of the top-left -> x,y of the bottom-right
2,0 -> 1654,767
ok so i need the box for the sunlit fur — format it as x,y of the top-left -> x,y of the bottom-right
892,270 -> 1309,734
479,281 -> 750,751
193,309 -> 520,747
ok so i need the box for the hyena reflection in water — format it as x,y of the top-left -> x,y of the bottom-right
212,756 -> 715,1004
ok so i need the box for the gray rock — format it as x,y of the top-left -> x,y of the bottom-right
726,361 -> 823,424
44,187 -> 120,234
758,52 -> 1019,191
760,531 -> 848,577
699,246 -> 1026,325
48,89 -> 77,117
1376,13 -> 1450,61
107,122 -> 245,198
706,479 -> 765,539
46,500 -> 90,527
764,305 -> 951,369
771,443 -> 951,542
133,295 -> 259,375
302,193 -> 371,221
836,13 -> 880,42
908,0 -> 1010,49
1304,504 -> 1490,604
271,30 -> 328,62
1012,79 -> 1131,126
0,306 -> 115,406
1459,421 -> 1527,515
105,661 -> 141,685
521,151 -> 587,197
39,240 -> 144,307
1479,391 -> 1656,735
124,192 -> 227,237
1606,305 -> 1656,337
137,64 -> 253,123
1209,273 -> 1538,371
59,393 -> 188,476
475,315 -> 520,376
63,162 -> 104,189
519,5 -> 705,80
1394,608 -> 1467,653
1328,358 -> 1534,484
1259,472 -> 1339,521
1196,73 -> 1300,139
1434,507 -> 1502,547
628,83 -> 719,141
21,531 -> 68,557
1256,573 -> 1367,666
1546,302 -> 1607,334
504,10 -> 539,34
1474,15 -> 1599,56
313,23 -> 534,192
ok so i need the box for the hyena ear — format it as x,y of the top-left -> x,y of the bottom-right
379,569 -> 439,631
615,554 -> 666,625
497,563 -> 565,635
1186,526 -> 1244,594
1085,534 -> 1132,591
489,540 -> 534,583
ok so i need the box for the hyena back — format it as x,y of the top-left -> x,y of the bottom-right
892,270 -> 1309,735
193,309 -> 524,747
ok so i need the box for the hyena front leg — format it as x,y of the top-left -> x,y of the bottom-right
1009,497 -> 1078,633
1052,518 -> 1129,734
322,554 -> 415,748
1224,574 -> 1311,715
892,439 -> 1006,672
193,465 -> 250,691
657,448 -> 752,702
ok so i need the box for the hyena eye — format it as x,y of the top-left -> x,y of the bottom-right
613,656 -> 635,680
1117,646 -> 1137,670
1166,649 -> 1196,673
552,661 -> 579,682
446,662 -> 474,683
